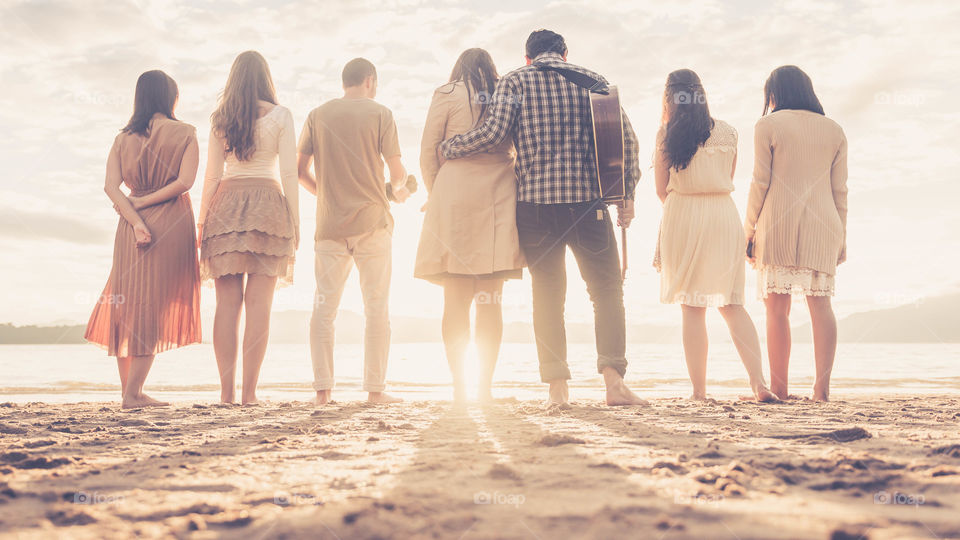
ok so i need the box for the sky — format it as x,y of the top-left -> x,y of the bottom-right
0,0 -> 958,329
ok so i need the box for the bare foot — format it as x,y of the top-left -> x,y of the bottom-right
546,380 -> 569,407
602,369 -> 647,406
453,385 -> 467,406
689,393 -> 709,401
477,387 -> 494,405
121,393 -> 169,409
813,383 -> 830,402
314,390 -> 332,406
739,382 -> 780,403
368,392 -> 403,404
220,391 -> 236,405
812,392 -> 830,402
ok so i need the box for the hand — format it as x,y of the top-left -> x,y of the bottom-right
392,184 -> 410,203
745,231 -> 757,264
837,247 -> 846,265
615,199 -> 635,228
133,222 -> 152,247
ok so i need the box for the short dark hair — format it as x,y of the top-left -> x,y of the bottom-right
342,58 -> 377,87
525,29 -> 567,59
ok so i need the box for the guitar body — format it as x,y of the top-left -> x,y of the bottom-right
588,86 -> 625,202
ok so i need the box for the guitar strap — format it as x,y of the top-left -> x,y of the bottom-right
535,64 -> 610,95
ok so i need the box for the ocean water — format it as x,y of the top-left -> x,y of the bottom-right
1,342 -> 957,404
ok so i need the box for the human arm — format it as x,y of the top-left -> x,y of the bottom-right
831,131 -> 848,264
277,107 -> 300,247
622,108 -> 641,200
439,75 -> 520,159
380,108 -> 409,203
197,127 -> 226,240
128,132 -> 199,210
297,113 -> 318,196
385,154 -> 409,202
744,119 -> 773,242
420,89 -> 448,193
103,138 -> 151,246
654,126 -> 670,204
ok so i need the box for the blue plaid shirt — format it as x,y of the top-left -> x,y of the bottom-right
440,52 -> 640,204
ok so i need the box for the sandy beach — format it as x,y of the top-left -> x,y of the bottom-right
0,395 -> 958,539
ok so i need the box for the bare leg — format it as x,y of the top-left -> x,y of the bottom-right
474,278 -> 504,403
718,304 -> 776,402
240,273 -> 278,405
681,305 -> 708,400
117,357 -> 131,397
442,277 -> 473,404
807,296 -> 837,402
121,355 -> 168,409
602,367 -> 647,406
214,275 -> 244,404
764,293 -> 792,399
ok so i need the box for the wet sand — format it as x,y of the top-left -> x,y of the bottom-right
1,395 -> 959,539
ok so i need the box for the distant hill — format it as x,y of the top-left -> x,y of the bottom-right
0,323 -> 87,344
2,294 -> 957,344
795,293 -> 959,343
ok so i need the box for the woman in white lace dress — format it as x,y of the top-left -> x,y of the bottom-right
198,51 -> 299,404
654,69 -> 775,402
745,65 -> 847,402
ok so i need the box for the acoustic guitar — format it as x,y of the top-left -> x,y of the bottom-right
588,87 -> 628,278
537,63 -> 629,278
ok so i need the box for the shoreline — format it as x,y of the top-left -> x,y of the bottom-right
1,396 -> 959,539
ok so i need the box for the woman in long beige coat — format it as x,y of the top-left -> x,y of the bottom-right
415,48 -> 524,404
745,65 -> 848,402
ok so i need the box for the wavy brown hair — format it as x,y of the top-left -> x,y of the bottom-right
660,69 -> 714,171
211,51 -> 278,161
446,48 -> 499,124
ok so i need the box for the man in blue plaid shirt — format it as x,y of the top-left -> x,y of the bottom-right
441,30 -> 645,406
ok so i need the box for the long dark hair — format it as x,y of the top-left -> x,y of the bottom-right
660,69 -> 714,171
763,65 -> 824,116
122,70 -> 178,136
447,48 -> 498,124
211,51 -> 278,161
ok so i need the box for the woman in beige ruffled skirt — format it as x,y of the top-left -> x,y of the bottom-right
198,51 -> 299,405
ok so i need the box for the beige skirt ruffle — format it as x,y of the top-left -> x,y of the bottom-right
757,264 -> 835,299
200,178 -> 295,286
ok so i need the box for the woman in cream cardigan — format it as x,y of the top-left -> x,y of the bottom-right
415,49 -> 524,404
745,65 -> 848,402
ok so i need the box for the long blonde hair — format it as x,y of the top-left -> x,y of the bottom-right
211,51 -> 278,161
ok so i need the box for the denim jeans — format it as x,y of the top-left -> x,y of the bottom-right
516,200 -> 627,382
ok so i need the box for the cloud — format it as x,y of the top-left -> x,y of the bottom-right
0,0 -> 958,324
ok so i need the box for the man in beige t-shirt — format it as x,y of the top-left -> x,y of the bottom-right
297,57 -> 410,405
